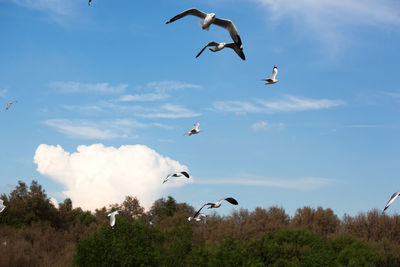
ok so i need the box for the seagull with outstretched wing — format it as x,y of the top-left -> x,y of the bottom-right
163,171 -> 190,184
262,66 -> 278,85
185,123 -> 202,136
196,41 -> 245,60
5,101 -> 17,110
192,197 -> 238,218
166,8 -> 242,48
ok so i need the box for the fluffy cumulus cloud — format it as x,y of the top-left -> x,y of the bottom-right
34,144 -> 190,210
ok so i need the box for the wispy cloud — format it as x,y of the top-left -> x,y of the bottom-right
252,121 -> 268,131
12,0 -> 76,16
255,0 -> 400,53
50,82 -> 128,94
117,93 -> 170,102
252,121 -> 285,132
44,119 -> 130,139
197,177 -> 334,191
135,104 -> 201,119
213,95 -> 344,114
146,81 -> 201,92
44,118 -> 173,139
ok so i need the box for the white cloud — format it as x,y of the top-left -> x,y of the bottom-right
252,121 -> 268,131
44,119 -> 136,139
49,197 -> 59,208
135,103 -> 202,119
44,118 -> 172,139
12,0 -> 77,16
117,93 -> 170,102
213,95 -> 343,114
50,82 -> 128,94
255,0 -> 400,52
146,81 -> 201,92
197,177 -> 334,190
34,144 -> 190,210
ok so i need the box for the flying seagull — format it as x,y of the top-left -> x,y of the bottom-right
0,200 -> 5,213
196,41 -> 245,60
192,197 -> 238,218
262,66 -> 278,85
163,171 -> 190,184
107,210 -> 122,228
5,101 -> 17,110
383,191 -> 400,213
166,8 -> 242,48
88,0 -> 92,6
185,123 -> 202,136
188,213 -> 206,222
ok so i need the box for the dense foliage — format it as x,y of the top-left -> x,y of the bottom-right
1,180 -> 400,266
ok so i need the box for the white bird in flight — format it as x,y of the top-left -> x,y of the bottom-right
192,197 -> 238,218
188,213 -> 206,223
5,101 -> 17,110
166,8 -> 242,48
383,191 -> 400,213
163,171 -> 190,184
0,200 -> 6,213
196,41 -> 245,60
107,210 -> 122,228
185,123 -> 202,136
262,66 -> 278,85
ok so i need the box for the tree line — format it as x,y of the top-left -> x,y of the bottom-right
1,180 -> 400,266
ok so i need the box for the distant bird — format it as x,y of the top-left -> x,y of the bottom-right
0,200 -> 5,213
88,0 -> 92,6
163,171 -> 190,184
196,41 -> 245,60
185,123 -> 202,136
166,8 -> 242,48
193,197 -> 238,218
383,191 -> 400,213
5,101 -> 17,110
188,213 -> 206,222
107,210 -> 122,228
262,66 -> 278,85
2,241 -> 7,246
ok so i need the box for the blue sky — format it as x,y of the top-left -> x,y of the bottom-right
0,0 -> 399,216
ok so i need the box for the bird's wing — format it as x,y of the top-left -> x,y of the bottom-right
196,42 -> 219,58
180,171 -> 190,178
383,191 -> 400,212
213,18 -> 242,47
0,200 -> 3,205
222,197 -> 239,205
193,123 -> 200,130
225,43 -> 245,60
264,79 -> 273,82
270,67 -> 278,80
193,203 -> 210,218
163,173 -> 173,183
166,8 -> 207,24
